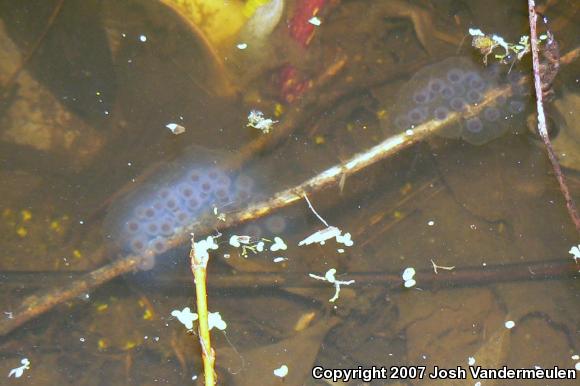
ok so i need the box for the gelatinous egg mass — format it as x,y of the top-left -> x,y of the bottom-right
103,151 -> 259,270
384,57 -> 531,145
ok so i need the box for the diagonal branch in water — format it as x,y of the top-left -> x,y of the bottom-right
0,0 -> 65,94
1,47 -> 578,337
528,1 -> 580,232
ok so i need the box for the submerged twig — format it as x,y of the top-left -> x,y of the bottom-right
189,235 -> 216,386
1,259 -> 577,290
0,0 -> 64,94
0,246 -> 137,336
1,47 -> 578,337
528,1 -> 580,232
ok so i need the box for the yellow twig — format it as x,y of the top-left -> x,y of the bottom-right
190,235 -> 216,385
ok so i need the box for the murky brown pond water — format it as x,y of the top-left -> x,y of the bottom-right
0,0 -> 578,385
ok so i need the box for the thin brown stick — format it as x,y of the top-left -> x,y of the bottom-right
0,259 -> 577,290
0,247 -> 138,335
1,47 -> 578,337
528,1 -> 580,232
0,0 -> 64,92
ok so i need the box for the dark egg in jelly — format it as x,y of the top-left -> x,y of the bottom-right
383,57 -> 531,145
103,149 -> 259,270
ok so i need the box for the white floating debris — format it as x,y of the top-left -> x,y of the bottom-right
270,237 -> 287,251
194,236 -> 219,267
404,279 -> 416,288
308,16 -> 321,26
208,311 -> 227,331
300,195 -> 355,248
491,34 -> 509,53
273,257 -> 287,263
236,42 -> 248,50
247,110 -> 277,134
572,354 -> 579,360
166,123 -> 186,135
309,268 -> 355,302
405,129 -> 414,136
504,320 -> 516,329
299,226 -> 355,247
402,267 -> 415,281
229,235 -> 251,248
8,358 -> 30,378
575,362 -> 580,371
336,232 -> 353,246
430,259 -> 455,274
256,241 -> 265,252
402,267 -> 416,288
171,307 -> 198,330
337,248 -> 345,254
427,220 -> 435,226
213,206 -> 226,222
273,365 -> 289,378
299,226 -> 341,246
172,308 -> 226,331
139,34 -> 147,42
468,356 -> 476,366
468,28 -> 485,37
569,244 -> 580,263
